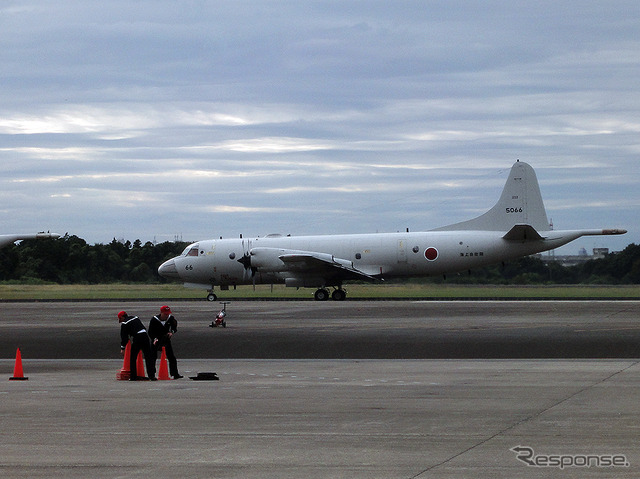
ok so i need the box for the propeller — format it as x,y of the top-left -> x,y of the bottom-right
237,240 -> 257,287
238,252 -> 257,279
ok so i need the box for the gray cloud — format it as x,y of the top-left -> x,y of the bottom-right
0,1 -> 637,253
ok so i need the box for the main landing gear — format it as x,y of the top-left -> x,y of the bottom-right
314,288 -> 347,301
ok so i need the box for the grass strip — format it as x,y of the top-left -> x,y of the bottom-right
0,283 -> 638,301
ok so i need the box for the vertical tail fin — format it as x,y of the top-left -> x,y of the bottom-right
433,161 -> 550,232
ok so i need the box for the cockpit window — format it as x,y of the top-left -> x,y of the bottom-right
182,244 -> 200,257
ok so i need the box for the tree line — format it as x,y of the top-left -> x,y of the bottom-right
0,234 -> 638,285
0,235 -> 188,284
436,243 -> 640,285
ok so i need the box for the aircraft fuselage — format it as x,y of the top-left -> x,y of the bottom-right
164,229 -> 589,288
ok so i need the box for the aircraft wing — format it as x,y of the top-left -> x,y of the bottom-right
249,247 -> 380,283
279,252 -> 380,282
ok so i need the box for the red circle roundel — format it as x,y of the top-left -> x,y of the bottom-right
424,247 -> 438,261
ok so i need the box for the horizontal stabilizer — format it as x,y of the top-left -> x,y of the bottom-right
502,224 -> 545,241
602,229 -> 627,235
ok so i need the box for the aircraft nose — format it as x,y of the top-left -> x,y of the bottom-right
158,258 -> 180,279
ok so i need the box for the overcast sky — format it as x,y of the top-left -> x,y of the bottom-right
1,1 -> 638,254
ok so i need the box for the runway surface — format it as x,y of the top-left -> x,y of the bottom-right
0,300 -> 639,359
1,301 -> 639,478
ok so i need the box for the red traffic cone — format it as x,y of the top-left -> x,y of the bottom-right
9,348 -> 28,380
158,346 -> 170,380
136,350 -> 145,379
116,341 -> 131,380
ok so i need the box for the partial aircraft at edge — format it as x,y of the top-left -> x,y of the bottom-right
158,161 -> 626,301
0,232 -> 60,249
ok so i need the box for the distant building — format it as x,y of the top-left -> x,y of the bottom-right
592,248 -> 609,259
537,248 -> 610,267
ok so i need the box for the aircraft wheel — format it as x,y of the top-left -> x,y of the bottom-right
207,293 -> 217,302
331,289 -> 346,301
314,288 -> 330,301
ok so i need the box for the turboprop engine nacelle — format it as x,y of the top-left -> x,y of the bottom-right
249,247 -> 287,271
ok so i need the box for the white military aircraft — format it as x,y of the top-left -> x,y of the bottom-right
158,161 -> 626,301
0,232 -> 60,249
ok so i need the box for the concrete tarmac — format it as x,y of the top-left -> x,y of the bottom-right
1,359 -> 638,478
1,301 -> 639,478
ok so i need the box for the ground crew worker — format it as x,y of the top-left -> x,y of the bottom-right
148,305 -> 183,379
118,311 -> 156,381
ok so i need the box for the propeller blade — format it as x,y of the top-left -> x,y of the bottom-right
237,250 -> 257,282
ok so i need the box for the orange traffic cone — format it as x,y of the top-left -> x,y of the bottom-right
136,351 -> 145,379
158,347 -> 170,380
9,348 -> 28,380
116,341 -> 131,380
